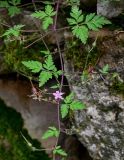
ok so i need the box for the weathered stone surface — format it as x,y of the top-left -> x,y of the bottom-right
63,32 -> 124,160
97,0 -> 124,18
0,79 -> 58,152
0,78 -> 92,160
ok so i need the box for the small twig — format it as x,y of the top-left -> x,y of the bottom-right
32,0 -> 37,11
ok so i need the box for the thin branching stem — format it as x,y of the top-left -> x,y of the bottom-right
53,0 -> 65,159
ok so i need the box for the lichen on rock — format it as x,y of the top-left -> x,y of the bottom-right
63,31 -> 124,160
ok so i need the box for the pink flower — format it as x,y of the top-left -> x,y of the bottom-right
53,91 -> 64,100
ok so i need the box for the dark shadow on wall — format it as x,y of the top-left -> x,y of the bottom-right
58,133 -> 93,160
0,98 -> 50,160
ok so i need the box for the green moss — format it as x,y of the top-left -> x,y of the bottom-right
0,99 -> 50,160
65,39 -> 101,71
1,40 -> 45,73
0,20 -> 45,74
110,80 -> 124,97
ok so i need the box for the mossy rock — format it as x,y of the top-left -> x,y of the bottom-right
64,39 -> 101,71
110,80 -> 124,97
0,99 -> 50,160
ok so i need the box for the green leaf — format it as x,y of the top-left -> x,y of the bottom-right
53,70 -> 63,78
22,61 -> 42,73
0,1 -> 10,8
70,6 -> 82,20
99,64 -> 109,75
70,101 -> 86,110
85,13 -> 95,23
8,6 -> 21,17
67,18 -> 77,25
40,50 -> 50,55
61,104 -> 69,118
42,127 -> 59,139
53,146 -> 67,157
67,6 -> 111,44
3,24 -> 24,37
31,11 -> 46,19
67,6 -> 84,25
42,17 -> 53,30
86,14 -> 111,31
39,71 -> 52,87
45,5 -> 56,16
72,25 -> 88,44
64,93 -> 74,104
31,5 -> 55,30
43,55 -> 56,71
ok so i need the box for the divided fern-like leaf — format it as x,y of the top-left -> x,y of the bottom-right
0,1 -> 9,8
99,64 -> 109,75
61,93 -> 86,118
45,5 -> 56,16
53,146 -> 67,157
64,93 -> 74,104
31,5 -> 56,30
72,25 -> 88,44
70,6 -> 82,20
39,71 -> 52,87
3,25 -> 24,37
43,55 -> 57,71
67,6 -> 111,44
22,61 -> 42,73
61,104 -> 69,118
0,0 -> 21,16
85,14 -> 111,31
42,127 -> 59,139
31,11 -> 46,19
8,6 -> 21,17
70,101 -> 86,110
42,17 -> 53,30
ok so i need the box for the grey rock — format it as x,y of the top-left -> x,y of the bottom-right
97,0 -> 124,18
0,79 -> 58,153
63,36 -> 124,159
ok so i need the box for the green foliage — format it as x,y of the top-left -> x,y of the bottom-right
0,1 -> 9,8
0,1 -> 115,159
72,25 -> 88,44
42,127 -> 59,139
3,25 -> 24,38
22,51 -> 62,87
85,13 -> 111,30
70,101 -> 85,110
61,93 -> 86,118
39,71 -> 52,87
43,55 -> 56,71
22,61 -> 42,73
8,6 -> 20,17
0,0 -> 21,17
53,146 -> 67,157
61,104 -> 69,118
67,6 -> 111,44
99,64 -> 109,75
0,39 -> 44,73
31,5 -> 56,30
0,99 -> 50,160
64,92 -> 74,104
